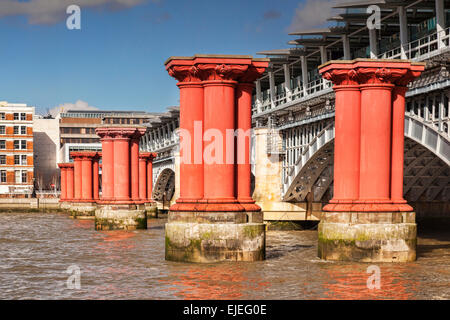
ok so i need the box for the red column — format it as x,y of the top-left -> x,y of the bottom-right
138,153 -> 148,201
235,62 -> 267,211
130,138 -> 140,201
81,154 -> 94,202
358,78 -> 394,203
96,127 -> 147,204
202,78 -> 237,205
72,154 -> 82,201
147,153 -> 156,201
320,67 -> 361,211
166,62 -> 204,210
319,60 -> 424,212
98,134 -> 114,201
391,86 -> 408,204
66,164 -> 74,201
58,164 -> 67,201
113,135 -> 131,202
93,156 -> 100,201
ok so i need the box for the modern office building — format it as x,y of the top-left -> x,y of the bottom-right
0,101 -> 35,197
57,110 -> 159,163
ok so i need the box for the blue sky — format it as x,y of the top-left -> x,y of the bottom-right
0,0 -> 332,115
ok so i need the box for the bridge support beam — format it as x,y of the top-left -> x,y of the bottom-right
165,55 -> 268,263
319,59 -> 424,262
94,126 -> 148,230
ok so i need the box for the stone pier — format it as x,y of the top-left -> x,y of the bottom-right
164,54 -> 268,263
318,59 -> 424,262
94,126 -> 149,230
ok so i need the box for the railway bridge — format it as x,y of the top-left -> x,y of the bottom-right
142,0 -> 450,222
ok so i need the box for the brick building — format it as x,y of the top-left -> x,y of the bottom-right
0,101 -> 35,197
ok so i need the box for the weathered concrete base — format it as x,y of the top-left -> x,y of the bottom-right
318,211 -> 417,262
165,211 -> 266,263
95,204 -> 147,230
69,202 -> 97,218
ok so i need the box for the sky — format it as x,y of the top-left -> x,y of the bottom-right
0,0 -> 346,115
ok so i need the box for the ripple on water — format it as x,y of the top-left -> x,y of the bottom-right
0,211 -> 449,299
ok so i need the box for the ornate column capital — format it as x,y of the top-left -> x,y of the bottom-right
322,69 -> 360,86
139,152 -> 157,162
320,59 -> 425,87
96,126 -> 147,140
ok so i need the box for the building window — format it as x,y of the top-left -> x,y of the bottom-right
20,113 -> 26,121
0,170 -> 6,183
14,113 -> 19,120
22,155 -> 27,165
0,126 -> 5,134
21,171 -> 27,183
0,113 -> 5,120
15,170 -> 20,183
13,140 -> 27,150
14,155 -> 19,165
0,140 -> 5,149
0,155 -> 5,165
14,126 -> 19,134
21,126 -> 26,135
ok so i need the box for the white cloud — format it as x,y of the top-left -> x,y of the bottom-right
0,0 -> 152,25
288,0 -> 355,32
49,100 -> 98,117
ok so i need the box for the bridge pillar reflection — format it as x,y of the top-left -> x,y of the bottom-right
165,55 -> 268,263
319,59 -> 424,262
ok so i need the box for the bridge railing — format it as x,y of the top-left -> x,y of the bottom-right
253,27 -> 450,118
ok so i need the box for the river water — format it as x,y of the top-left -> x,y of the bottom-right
0,211 -> 449,300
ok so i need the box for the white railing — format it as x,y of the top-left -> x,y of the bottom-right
253,27 -> 450,118
379,27 -> 450,60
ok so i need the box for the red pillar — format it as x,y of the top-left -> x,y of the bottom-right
391,86 -> 408,204
81,154 -> 94,202
147,153 -> 156,201
98,134 -> 114,201
319,60 -> 424,212
165,56 -> 268,213
359,82 -> 394,203
113,135 -> 130,202
58,164 -> 67,201
66,164 -> 74,201
96,127 -> 146,204
93,156 -> 100,201
166,62 -> 204,210
72,154 -> 83,201
235,62 -> 267,211
130,138 -> 140,201
138,153 -> 148,201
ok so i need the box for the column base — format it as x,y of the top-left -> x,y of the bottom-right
318,211 -> 417,262
170,199 -> 245,212
95,204 -> 147,230
165,211 -> 266,263
324,200 -> 413,212
69,202 -> 97,218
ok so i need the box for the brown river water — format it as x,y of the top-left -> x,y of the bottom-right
0,211 -> 449,300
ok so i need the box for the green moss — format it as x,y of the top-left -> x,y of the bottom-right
243,225 -> 262,239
